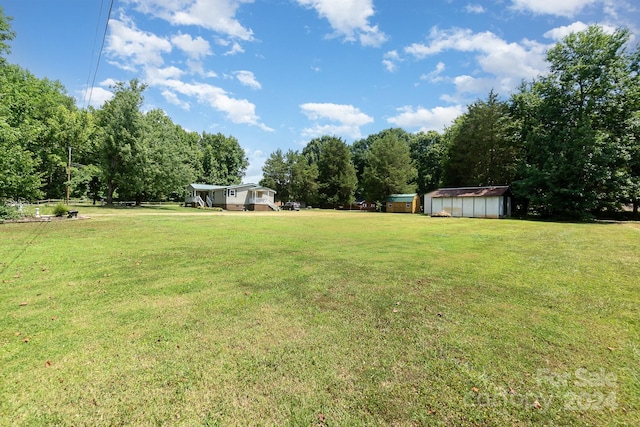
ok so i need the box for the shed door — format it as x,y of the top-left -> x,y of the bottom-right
451,197 -> 463,217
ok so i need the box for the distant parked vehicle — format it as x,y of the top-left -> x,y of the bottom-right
283,201 -> 300,211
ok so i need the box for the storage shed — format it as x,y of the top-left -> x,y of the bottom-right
386,194 -> 421,213
424,186 -> 512,218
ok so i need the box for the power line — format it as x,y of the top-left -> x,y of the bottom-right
84,0 -> 114,109
83,0 -> 105,108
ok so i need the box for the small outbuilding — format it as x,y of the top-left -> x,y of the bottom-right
386,194 -> 421,213
424,186 -> 512,218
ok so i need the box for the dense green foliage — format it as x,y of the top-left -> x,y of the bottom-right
259,149 -> 318,205
362,132 -> 416,201
197,131 -> 248,186
512,27 -> 640,218
0,6 -> 14,64
316,136 -> 358,207
0,204 -> 20,220
443,91 -> 520,188
410,130 -> 447,194
0,8 -> 248,206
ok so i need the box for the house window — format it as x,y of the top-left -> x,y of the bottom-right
228,189 -> 236,197
406,202 -> 411,208
388,202 -> 392,208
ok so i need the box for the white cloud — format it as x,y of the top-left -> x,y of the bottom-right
145,66 -> 185,84
106,15 -> 172,69
161,90 -> 191,110
128,0 -> 254,41
420,62 -> 446,82
543,22 -> 589,40
387,105 -> 465,133
224,41 -> 245,55
404,27 -> 549,99
295,0 -> 387,47
300,102 -> 373,139
382,50 -> 401,72
465,4 -> 486,14
100,78 -> 119,87
543,21 -> 617,40
171,33 -> 211,59
509,0 -> 599,17
152,79 -> 272,130
445,75 -> 497,102
234,70 -> 262,89
81,86 -> 114,108
103,11 -> 270,131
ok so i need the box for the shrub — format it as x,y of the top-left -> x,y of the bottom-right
0,205 -> 21,221
53,203 -> 68,217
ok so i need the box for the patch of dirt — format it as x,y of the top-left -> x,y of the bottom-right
2,215 -> 91,224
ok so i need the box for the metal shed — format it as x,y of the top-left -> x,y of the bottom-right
424,186 -> 512,218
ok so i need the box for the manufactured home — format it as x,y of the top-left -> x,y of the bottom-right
185,183 -> 277,211
424,186 -> 511,218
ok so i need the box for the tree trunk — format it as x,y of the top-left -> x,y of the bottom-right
106,181 -> 115,205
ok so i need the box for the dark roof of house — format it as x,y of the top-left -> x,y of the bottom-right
387,193 -> 418,202
426,186 -> 511,198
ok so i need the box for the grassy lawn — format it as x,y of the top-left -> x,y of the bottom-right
1,208 -> 638,426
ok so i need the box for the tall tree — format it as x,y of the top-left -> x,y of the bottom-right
301,136 -> 331,166
1,9 -> 94,201
260,149 -> 319,204
260,149 -> 289,201
287,150 -> 318,205
0,63 -> 87,200
96,79 -> 146,205
625,114 -> 640,218
350,138 -> 370,199
410,130 -> 447,194
513,26 -> 638,217
139,109 -> 199,201
362,133 -> 417,202
198,132 -> 248,185
0,119 -> 41,201
621,49 -> 640,218
442,91 -> 519,187
352,128 -> 413,199
316,136 -> 357,207
0,6 -> 15,63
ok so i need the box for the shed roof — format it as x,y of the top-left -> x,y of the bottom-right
387,193 -> 418,202
426,186 -> 511,198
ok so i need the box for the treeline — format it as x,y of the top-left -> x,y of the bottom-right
260,26 -> 640,219
0,9 -> 247,206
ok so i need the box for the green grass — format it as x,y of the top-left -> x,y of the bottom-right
1,209 -> 638,426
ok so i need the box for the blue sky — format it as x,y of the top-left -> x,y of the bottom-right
4,0 -> 639,183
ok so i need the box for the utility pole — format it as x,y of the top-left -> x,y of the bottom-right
66,146 -> 71,205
